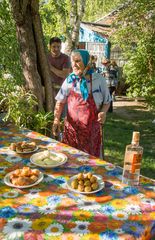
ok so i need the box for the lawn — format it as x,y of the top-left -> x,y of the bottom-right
104,102 -> 155,179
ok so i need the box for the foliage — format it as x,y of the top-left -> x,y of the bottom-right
32,111 -> 54,135
40,0 -> 76,44
40,0 -> 86,49
39,0 -> 61,46
0,0 -> 126,81
113,0 -> 155,109
40,0 -> 124,45
0,0 -> 23,84
0,0 -> 125,80
0,76 -> 37,127
83,0 -> 123,22
0,75 -> 54,135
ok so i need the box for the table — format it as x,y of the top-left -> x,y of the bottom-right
0,124 -> 155,240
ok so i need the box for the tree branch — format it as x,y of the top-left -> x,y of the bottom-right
78,0 -> 86,19
70,0 -> 78,26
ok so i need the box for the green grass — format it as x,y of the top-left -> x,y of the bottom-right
104,105 -> 155,179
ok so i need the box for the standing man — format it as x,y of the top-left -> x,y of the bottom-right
48,37 -> 71,103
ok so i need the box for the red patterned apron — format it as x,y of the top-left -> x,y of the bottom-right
62,76 -> 101,157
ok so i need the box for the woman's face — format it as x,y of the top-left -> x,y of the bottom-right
71,54 -> 85,76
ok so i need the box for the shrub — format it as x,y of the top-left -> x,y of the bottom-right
0,75 -> 54,135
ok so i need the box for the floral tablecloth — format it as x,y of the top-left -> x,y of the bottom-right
0,124 -> 155,240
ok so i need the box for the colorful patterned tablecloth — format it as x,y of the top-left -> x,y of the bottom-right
0,124 -> 155,240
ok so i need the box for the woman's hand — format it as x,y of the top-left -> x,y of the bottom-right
52,119 -> 61,137
52,101 -> 65,137
97,112 -> 106,124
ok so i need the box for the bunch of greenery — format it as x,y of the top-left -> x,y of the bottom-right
32,111 -> 54,136
113,0 -> 155,109
0,75 -> 54,135
0,75 -> 36,126
0,0 -> 22,84
83,0 -> 123,22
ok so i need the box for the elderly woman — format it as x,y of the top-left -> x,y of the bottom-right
52,49 -> 111,157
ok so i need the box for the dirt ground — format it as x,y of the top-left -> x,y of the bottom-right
113,96 -> 149,118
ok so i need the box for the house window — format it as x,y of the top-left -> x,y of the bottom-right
85,42 -> 105,68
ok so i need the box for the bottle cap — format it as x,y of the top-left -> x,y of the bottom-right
131,132 -> 140,144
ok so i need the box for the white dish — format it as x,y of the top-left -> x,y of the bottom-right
67,174 -> 105,194
16,146 -> 39,154
4,170 -> 44,189
30,150 -> 68,168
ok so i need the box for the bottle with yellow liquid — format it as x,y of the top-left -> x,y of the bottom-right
122,132 -> 143,186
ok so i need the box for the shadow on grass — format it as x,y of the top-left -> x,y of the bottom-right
104,107 -> 155,179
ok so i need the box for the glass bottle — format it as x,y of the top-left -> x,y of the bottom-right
122,132 -> 143,186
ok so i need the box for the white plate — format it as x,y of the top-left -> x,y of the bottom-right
30,150 -> 68,168
16,146 -> 39,154
4,170 -> 44,189
67,174 -> 105,194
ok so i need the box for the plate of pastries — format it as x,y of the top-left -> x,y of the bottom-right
4,167 -> 43,188
30,150 -> 68,168
10,141 -> 38,154
67,172 -> 105,194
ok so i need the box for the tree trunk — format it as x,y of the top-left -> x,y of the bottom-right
54,0 -> 86,56
63,20 -> 81,55
10,0 -> 54,112
65,0 -> 86,55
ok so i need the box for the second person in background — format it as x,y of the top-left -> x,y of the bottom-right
48,37 -> 71,103
101,57 -> 118,112
52,49 -> 111,157
109,60 -> 119,102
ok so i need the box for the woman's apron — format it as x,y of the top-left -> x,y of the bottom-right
62,76 -> 101,157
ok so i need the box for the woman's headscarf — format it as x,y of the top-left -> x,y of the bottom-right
74,49 -> 89,65
68,49 -> 93,101
73,49 -> 93,74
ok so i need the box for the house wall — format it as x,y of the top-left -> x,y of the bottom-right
78,42 -> 107,68
79,24 -> 110,68
79,25 -> 125,69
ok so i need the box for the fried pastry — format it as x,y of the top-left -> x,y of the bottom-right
16,146 -> 23,153
17,177 -> 28,186
9,167 -> 40,186
10,143 -> 17,151
77,173 -> 84,180
84,186 -> 92,192
87,172 -> 93,179
11,177 -> 19,185
71,180 -> 78,189
84,180 -> 91,186
90,176 -> 97,183
78,185 -> 84,192
22,148 -> 32,152
70,172 -> 100,193
30,175 -> 38,182
78,180 -> 84,185
10,141 -> 37,153
91,182 -> 99,190
20,167 -> 32,177
31,169 -> 40,176
13,169 -> 22,176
